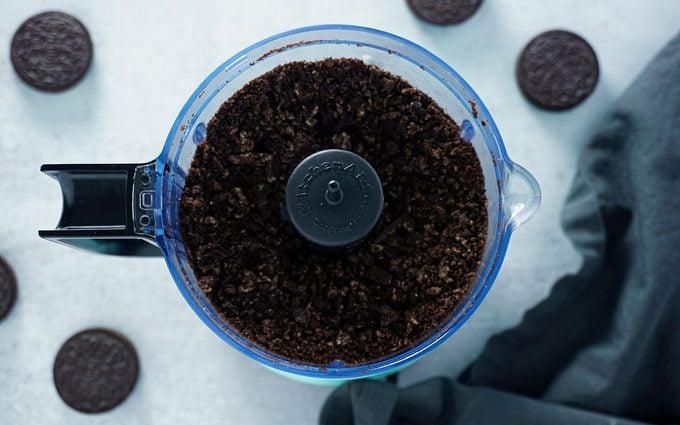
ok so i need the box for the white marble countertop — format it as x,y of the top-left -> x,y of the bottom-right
1,0 -> 678,424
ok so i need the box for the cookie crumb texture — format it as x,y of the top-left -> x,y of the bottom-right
180,59 -> 487,365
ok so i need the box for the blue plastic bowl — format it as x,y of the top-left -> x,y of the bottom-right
155,25 -> 541,384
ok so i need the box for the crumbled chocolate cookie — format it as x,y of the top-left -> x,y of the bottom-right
180,58 -> 487,364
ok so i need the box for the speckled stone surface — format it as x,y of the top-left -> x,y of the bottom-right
0,1 -> 678,424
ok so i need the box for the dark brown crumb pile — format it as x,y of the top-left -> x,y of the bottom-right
180,58 -> 487,365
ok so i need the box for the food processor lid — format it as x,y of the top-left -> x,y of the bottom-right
284,149 -> 383,253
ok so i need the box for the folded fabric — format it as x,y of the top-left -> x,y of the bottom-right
320,32 -> 680,425
321,379 -> 647,425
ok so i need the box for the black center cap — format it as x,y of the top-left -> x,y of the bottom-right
285,149 -> 384,252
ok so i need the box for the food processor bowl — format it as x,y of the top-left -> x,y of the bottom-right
40,25 -> 541,384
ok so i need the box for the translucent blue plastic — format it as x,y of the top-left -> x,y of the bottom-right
153,25 -> 541,383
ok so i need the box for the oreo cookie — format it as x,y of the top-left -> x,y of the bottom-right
53,329 -> 139,413
11,11 -> 93,92
407,0 -> 483,25
0,256 -> 17,321
517,30 -> 599,110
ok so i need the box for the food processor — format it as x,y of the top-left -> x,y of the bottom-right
40,25 -> 541,384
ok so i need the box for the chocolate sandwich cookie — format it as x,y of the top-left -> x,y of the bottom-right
517,30 -> 599,110
53,329 -> 139,413
0,256 -> 17,321
11,11 -> 93,92
407,0 -> 483,25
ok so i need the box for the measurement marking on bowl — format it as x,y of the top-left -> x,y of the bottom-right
460,120 -> 475,141
328,360 -> 346,368
193,123 -> 207,145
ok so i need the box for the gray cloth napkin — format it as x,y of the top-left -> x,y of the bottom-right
320,32 -> 680,425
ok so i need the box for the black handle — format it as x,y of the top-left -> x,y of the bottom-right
39,162 -> 162,257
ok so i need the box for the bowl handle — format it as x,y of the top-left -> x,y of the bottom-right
38,161 -> 162,256
502,161 -> 541,231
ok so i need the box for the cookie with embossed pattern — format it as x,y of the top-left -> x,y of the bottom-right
53,329 -> 139,413
11,11 -> 93,92
407,0 -> 483,25
517,30 -> 599,110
